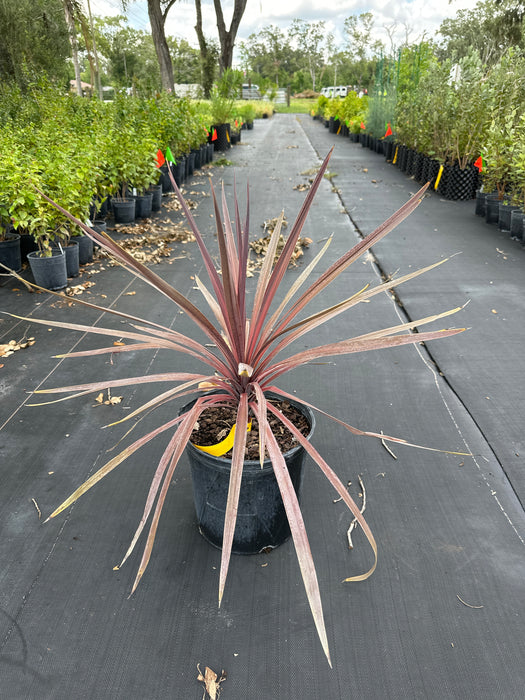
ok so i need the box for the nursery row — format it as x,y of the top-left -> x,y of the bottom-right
0,86 -> 256,287
313,45 -> 525,218
313,114 -> 525,245
0,86 -> 265,260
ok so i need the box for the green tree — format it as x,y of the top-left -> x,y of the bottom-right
0,0 -> 70,87
239,25 -> 297,86
289,19 -> 332,91
343,12 -> 383,88
95,16 -> 160,93
167,38 -> 202,85
437,0 -> 525,64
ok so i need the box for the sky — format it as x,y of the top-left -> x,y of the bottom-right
87,0 -> 481,59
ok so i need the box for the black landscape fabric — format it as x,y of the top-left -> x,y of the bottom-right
1,113 -> 524,699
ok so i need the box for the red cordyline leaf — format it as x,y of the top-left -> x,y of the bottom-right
18,149 -> 468,667
247,148 -> 334,357
262,415 -> 331,667
219,392 -> 249,606
34,187 -> 237,372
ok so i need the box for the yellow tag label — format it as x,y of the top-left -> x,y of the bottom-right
226,130 -> 230,143
193,421 -> 251,457
434,164 -> 444,190
336,124 -> 342,135
393,146 -> 398,164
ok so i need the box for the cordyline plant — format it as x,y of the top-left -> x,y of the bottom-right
11,149 -> 466,666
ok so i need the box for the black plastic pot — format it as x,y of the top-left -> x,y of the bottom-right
52,242 -> 79,278
444,164 -> 477,201
475,189 -> 489,217
75,235 -> 94,265
112,198 -> 136,224
182,395 -> 315,554
413,152 -> 425,182
159,164 -> 174,193
93,220 -> 107,234
200,144 -> 207,166
133,192 -> 153,219
485,194 -> 501,224
0,233 -> 21,272
510,210 -> 525,241
20,233 -> 39,261
149,184 -> 163,212
185,152 -> 196,178
405,149 -> 416,176
498,202 -> 514,232
27,249 -> 67,290
397,145 -> 408,171
212,123 -> 231,151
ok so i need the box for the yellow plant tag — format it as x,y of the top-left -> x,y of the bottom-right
226,130 -> 230,143
336,124 -> 342,135
193,421 -> 252,457
393,146 -> 398,164
434,164 -> 444,190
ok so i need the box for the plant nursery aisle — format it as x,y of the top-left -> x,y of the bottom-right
1,112 -> 525,700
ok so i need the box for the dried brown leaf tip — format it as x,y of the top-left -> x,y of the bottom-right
197,665 -> 226,700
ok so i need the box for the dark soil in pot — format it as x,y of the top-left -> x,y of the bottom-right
190,400 -> 310,459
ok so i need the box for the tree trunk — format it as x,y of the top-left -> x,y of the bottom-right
147,0 -> 175,92
63,0 -> 82,95
194,0 -> 214,98
213,0 -> 247,73
86,0 -> 103,99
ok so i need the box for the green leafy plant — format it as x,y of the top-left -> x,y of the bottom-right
210,68 -> 243,125
237,102 -> 256,124
14,151 -> 466,666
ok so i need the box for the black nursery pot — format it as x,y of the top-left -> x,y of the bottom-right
0,233 -> 21,273
182,396 -> 315,555
133,192 -> 153,219
52,242 -> 79,278
112,197 -> 136,224
212,123 -> 231,151
27,249 -> 67,290
76,234 -> 94,265
149,184 -> 163,211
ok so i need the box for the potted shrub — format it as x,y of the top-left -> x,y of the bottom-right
238,102 -> 256,130
22,151 -> 466,665
210,69 -> 243,151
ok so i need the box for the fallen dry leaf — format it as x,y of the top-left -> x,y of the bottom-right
262,216 -> 288,234
113,341 -> 126,346
250,226 -> 312,270
0,335 -> 36,358
94,390 -> 123,406
197,665 -> 226,700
